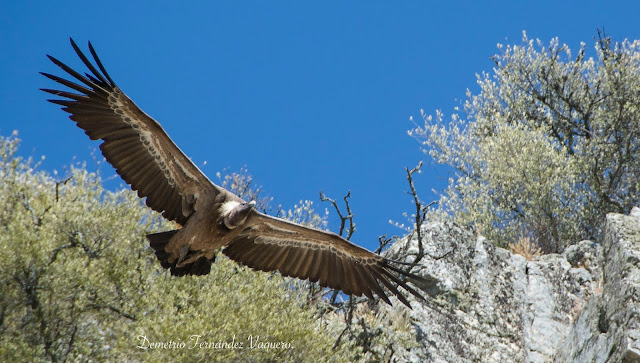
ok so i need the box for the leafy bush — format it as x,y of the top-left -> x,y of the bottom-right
0,134 -> 354,362
411,31 -> 640,252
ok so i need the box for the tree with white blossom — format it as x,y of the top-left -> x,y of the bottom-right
410,31 -> 640,252
0,134 -> 356,362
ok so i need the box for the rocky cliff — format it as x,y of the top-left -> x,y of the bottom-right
382,208 -> 640,362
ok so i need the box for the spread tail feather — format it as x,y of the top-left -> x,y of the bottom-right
146,230 -> 212,276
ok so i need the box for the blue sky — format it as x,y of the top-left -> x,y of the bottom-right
1,1 -> 639,252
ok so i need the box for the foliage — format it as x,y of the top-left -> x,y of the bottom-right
322,301 -> 419,362
509,237 -> 542,261
216,166 -> 273,212
0,134 -> 355,362
410,31 -> 640,252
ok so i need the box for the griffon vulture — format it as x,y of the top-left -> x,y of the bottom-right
41,39 -> 427,308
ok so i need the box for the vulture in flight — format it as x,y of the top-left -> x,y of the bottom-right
41,39 -> 427,308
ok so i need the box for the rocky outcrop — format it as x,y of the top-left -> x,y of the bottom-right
383,208 -> 640,362
555,208 -> 640,362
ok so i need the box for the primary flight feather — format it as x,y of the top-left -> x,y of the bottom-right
41,38 -> 427,308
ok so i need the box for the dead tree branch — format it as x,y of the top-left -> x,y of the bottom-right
405,161 -> 438,266
55,176 -> 73,202
319,190 -> 355,239
375,234 -> 396,255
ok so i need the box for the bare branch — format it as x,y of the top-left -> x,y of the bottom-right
401,162 -> 443,266
406,161 -> 426,265
319,191 -> 356,238
20,192 -> 52,227
87,303 -> 137,321
342,192 -> 355,240
375,234 -> 396,255
55,176 -> 73,202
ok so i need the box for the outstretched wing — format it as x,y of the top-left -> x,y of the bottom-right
223,211 -> 428,308
41,38 -> 221,225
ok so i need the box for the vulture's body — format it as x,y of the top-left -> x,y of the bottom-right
41,39 -> 428,308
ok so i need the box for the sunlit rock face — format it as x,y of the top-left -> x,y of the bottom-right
383,208 -> 640,362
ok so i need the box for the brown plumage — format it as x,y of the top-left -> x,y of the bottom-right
42,38 -> 428,308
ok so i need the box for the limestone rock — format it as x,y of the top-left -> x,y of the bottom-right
555,208 -> 640,362
381,207 -> 640,362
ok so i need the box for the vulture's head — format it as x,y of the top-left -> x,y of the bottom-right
222,200 -> 256,229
